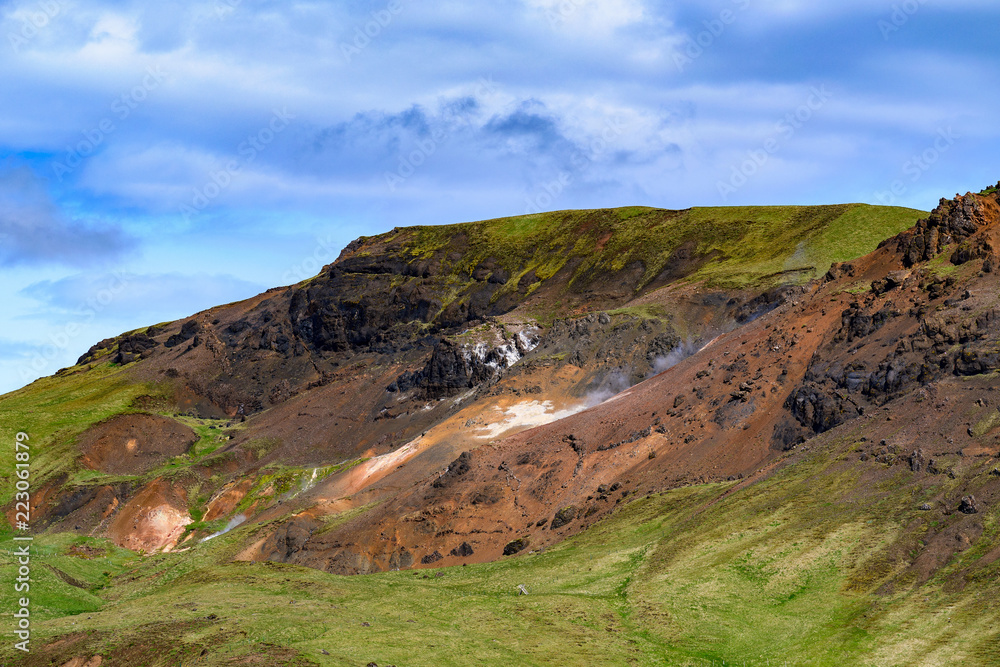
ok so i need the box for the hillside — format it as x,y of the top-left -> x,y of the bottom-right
0,204 -> 923,559
9,193 -> 1000,665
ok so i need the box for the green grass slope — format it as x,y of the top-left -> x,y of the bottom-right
0,364 -> 170,504
5,410 -> 998,666
379,204 -> 926,291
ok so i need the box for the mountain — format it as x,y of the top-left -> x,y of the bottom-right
5,192 -> 1000,665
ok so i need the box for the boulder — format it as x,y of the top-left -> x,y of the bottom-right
550,505 -> 578,529
503,537 -> 529,556
450,542 -> 475,557
958,496 -> 980,515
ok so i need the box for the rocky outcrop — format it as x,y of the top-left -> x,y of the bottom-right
835,303 -> 899,343
503,537 -> 529,556
896,193 -> 991,267
423,331 -> 539,397
113,333 -> 160,364
421,551 -> 443,564
787,329 -> 989,437
786,190 -> 1000,438
77,328 -> 163,366
953,348 -> 1000,376
284,243 -> 537,357
785,386 -> 854,434
431,451 -> 473,489
958,496 -> 980,515
537,311 -> 683,382
388,328 -> 540,397
550,505 -> 578,529
287,277 -> 437,353
164,320 -> 201,348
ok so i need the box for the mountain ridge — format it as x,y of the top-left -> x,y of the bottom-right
10,192 -> 1000,665
3,202 -> 933,560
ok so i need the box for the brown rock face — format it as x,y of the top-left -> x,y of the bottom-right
77,413 -> 197,475
225,187 -> 1000,577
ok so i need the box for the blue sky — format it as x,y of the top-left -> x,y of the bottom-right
1,0 -> 998,394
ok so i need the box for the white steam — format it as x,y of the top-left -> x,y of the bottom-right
581,338 -> 708,408
648,339 -> 703,376
582,367 -> 633,407
200,514 -> 247,543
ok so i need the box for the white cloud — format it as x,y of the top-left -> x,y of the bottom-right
0,164 -> 135,266
523,0 -> 645,32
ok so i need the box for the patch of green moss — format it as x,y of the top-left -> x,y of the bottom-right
972,409 -> 1000,437
232,460 -> 367,517
243,437 -> 282,458
382,205 -> 925,303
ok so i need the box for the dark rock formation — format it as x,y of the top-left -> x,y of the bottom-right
165,320 -> 202,348
835,304 -> 899,343
550,506 -> 578,529
388,329 -> 538,398
503,537 -> 529,556
954,348 -> 1000,376
113,333 -> 160,364
262,517 -> 320,561
958,496 -> 980,515
785,387 -> 853,434
450,542 -> 474,557
896,194 -> 989,267
432,452 -> 473,489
